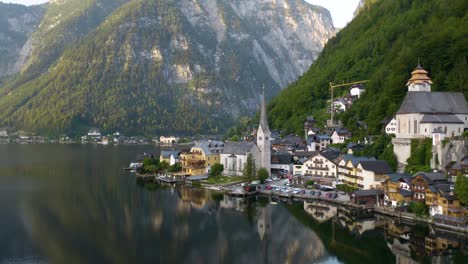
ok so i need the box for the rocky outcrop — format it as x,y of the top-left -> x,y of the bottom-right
0,0 -> 335,135
0,3 -> 45,77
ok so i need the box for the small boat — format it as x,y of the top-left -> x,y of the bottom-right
123,161 -> 143,171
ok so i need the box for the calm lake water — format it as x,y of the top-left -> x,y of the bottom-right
0,144 -> 467,264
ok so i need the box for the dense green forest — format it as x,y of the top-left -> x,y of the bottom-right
268,0 -> 467,138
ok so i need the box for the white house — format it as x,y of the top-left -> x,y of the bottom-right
307,135 -> 331,151
271,153 -> 294,177
160,150 -> 180,166
332,99 -> 348,112
350,85 -> 365,98
299,152 -> 338,179
356,160 -> 393,189
160,136 -> 180,144
330,129 -> 351,144
385,118 -> 397,135
87,128 -> 101,137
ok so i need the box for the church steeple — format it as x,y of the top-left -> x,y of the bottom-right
257,86 -> 271,173
406,61 -> 432,92
259,87 -> 270,132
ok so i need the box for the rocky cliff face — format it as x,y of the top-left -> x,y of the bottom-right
0,3 -> 45,77
0,0 -> 335,135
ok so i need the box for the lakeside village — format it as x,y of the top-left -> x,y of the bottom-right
132,65 -> 468,234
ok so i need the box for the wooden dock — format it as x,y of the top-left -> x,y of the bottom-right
135,173 -> 186,184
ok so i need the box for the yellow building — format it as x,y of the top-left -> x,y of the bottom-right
180,140 -> 223,176
426,188 -> 464,217
382,173 -> 413,207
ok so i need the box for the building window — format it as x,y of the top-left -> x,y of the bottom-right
414,119 -> 417,134
408,119 -> 411,134
259,137 -> 262,140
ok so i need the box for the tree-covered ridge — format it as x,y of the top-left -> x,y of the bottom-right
0,0 -> 335,136
268,0 -> 467,137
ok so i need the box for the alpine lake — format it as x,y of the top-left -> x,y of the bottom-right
1,144 -> 467,264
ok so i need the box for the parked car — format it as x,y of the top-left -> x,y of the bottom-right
309,190 -> 315,195
265,178 -> 273,182
315,191 -> 321,196
331,193 -> 338,199
265,186 -> 273,190
298,190 -> 305,194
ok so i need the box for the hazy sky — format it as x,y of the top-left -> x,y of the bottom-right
2,0 -> 360,28
306,0 -> 360,28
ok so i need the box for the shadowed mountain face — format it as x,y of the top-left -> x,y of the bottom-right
0,0 -> 335,136
0,3 -> 45,78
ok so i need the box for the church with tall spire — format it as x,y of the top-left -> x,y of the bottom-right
220,89 -> 272,176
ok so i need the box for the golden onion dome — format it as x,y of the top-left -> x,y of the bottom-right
406,64 -> 433,86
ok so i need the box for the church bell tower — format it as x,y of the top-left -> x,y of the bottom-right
257,89 -> 271,173
406,62 -> 432,92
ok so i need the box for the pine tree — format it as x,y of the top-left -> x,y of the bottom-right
243,153 -> 255,181
455,174 -> 468,205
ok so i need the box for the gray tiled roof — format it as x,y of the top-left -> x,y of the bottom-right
342,154 -> 375,167
271,153 -> 293,165
416,172 -> 447,184
420,114 -> 464,124
223,141 -> 255,155
353,189 -> 384,197
359,160 -> 393,174
399,189 -> 413,197
193,140 -> 224,154
160,150 -> 180,159
397,92 -> 468,114
387,173 -> 412,183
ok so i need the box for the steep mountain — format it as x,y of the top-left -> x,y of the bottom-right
0,3 -> 45,78
0,0 -> 335,136
3,0 -> 131,86
268,0 -> 467,137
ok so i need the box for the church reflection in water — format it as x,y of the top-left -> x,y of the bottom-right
19,181 -> 468,263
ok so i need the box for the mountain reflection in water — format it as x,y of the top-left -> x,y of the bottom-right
0,144 -> 467,263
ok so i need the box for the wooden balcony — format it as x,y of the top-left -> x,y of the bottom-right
306,165 -> 330,171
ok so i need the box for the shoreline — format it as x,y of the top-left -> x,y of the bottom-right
134,172 -> 468,235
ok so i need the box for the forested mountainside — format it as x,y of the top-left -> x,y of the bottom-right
0,0 -> 335,136
268,0 -> 467,137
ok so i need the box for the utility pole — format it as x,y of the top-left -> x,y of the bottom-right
329,80 -> 369,127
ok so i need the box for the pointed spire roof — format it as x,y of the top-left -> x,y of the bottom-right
259,88 -> 270,132
406,62 -> 432,86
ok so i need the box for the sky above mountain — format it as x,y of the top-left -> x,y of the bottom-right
2,0 -> 360,28
306,0 -> 360,28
